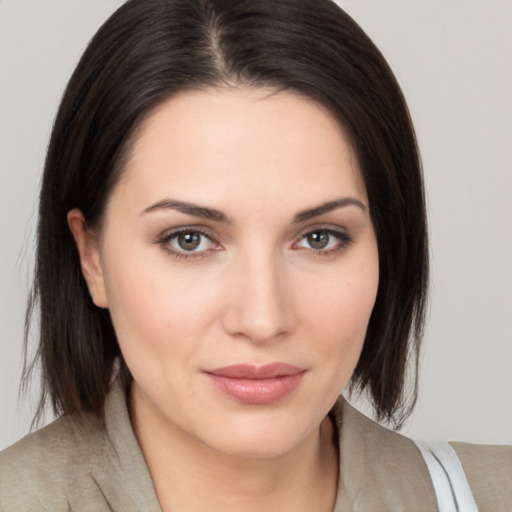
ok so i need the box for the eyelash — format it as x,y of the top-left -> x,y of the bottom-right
156,227 -> 353,261
157,228 -> 217,260
294,228 -> 353,257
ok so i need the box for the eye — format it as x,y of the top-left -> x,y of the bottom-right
172,231 -> 207,252
294,228 -> 351,252
159,229 -> 219,257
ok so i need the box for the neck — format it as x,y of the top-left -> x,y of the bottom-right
129,383 -> 339,512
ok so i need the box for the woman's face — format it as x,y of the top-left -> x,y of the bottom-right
74,88 -> 379,458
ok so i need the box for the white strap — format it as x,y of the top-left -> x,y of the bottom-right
415,440 -> 479,512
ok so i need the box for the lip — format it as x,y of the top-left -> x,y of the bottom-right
204,363 -> 307,405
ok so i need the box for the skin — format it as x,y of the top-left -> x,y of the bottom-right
68,88 -> 379,512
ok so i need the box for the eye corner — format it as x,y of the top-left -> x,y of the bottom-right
156,227 -> 222,261
292,227 -> 353,255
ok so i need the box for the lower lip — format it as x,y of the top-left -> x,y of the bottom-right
206,372 -> 306,405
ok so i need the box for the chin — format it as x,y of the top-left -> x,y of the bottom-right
190,408 -> 321,460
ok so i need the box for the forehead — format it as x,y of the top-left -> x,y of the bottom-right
112,87 -> 367,215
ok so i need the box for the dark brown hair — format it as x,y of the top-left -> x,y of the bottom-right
25,0 -> 428,428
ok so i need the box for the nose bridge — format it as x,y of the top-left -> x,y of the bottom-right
223,245 -> 294,343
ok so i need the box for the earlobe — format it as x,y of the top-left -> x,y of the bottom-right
67,209 -> 109,308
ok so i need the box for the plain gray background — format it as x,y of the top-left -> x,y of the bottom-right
1,0 -> 511,450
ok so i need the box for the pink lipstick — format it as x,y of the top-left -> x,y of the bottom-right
204,363 -> 306,404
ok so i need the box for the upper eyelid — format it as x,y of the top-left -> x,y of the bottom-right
157,228 -> 219,258
158,226 -> 216,241
296,224 -> 350,239
155,228 -> 219,255
294,226 -> 353,248
155,224 -> 352,248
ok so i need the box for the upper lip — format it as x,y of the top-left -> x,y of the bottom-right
205,363 -> 306,379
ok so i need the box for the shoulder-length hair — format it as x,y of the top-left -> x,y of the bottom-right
26,0 -> 428,428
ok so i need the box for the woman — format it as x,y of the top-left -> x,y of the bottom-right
0,0 -> 510,510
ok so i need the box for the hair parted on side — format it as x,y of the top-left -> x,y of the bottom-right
24,0 -> 428,429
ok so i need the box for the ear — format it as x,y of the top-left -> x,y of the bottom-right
67,209 -> 109,308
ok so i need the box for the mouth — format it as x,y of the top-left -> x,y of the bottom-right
204,363 -> 307,405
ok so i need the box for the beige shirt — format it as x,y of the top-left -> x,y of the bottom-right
1,381 -> 511,511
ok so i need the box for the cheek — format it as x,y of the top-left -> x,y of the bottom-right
296,251 -> 379,392
100,247 -> 222,360
302,259 -> 378,339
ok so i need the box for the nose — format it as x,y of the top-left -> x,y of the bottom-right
222,250 -> 296,344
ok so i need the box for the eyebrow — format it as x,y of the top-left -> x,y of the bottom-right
293,197 -> 367,223
140,196 -> 366,224
141,199 -> 230,223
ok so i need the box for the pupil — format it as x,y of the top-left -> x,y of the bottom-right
308,231 -> 328,249
178,232 -> 200,251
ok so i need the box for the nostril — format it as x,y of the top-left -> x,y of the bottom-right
221,272 -> 295,343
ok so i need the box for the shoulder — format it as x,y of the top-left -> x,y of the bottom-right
0,379 -> 161,512
451,441 -> 512,511
335,398 -> 429,467
0,413 -> 109,511
332,399 -> 438,510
